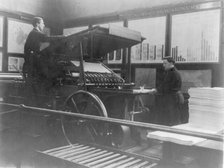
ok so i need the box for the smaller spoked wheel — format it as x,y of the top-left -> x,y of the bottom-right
61,90 -> 110,145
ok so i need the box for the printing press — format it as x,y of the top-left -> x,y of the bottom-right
3,25 -> 149,146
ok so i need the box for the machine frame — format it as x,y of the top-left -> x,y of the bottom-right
3,25 -> 146,145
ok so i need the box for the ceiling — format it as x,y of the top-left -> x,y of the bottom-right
0,0 -> 219,26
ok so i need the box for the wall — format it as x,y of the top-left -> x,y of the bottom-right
0,0 -> 58,23
56,0 -> 215,23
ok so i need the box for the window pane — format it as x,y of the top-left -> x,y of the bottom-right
129,17 -> 166,63
171,9 -> 220,63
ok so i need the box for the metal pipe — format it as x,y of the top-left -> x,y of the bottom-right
0,102 -> 223,142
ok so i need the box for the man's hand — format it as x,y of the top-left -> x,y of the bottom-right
151,88 -> 157,94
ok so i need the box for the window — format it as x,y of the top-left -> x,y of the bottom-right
129,16 -> 166,63
0,52 -> 2,71
171,9 -> 220,63
0,16 -> 3,47
8,56 -> 24,72
7,18 -> 33,53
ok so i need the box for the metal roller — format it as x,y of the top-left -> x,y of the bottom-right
38,143 -> 158,168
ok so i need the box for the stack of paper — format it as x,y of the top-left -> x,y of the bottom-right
189,87 -> 224,108
148,131 -> 206,146
188,87 -> 224,130
132,89 -> 155,94
147,87 -> 224,146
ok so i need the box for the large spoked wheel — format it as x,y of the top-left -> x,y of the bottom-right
61,90 -> 110,145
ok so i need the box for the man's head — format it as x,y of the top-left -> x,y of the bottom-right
32,17 -> 45,32
163,56 -> 175,70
